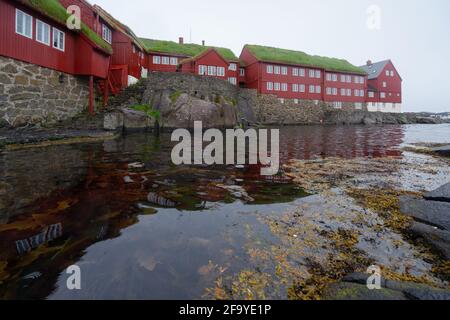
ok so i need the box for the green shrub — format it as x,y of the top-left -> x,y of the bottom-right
130,104 -> 160,121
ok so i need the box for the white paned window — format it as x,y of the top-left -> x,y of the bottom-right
102,24 -> 112,44
381,92 -> 386,98
292,84 -> 299,92
300,84 -> 305,92
293,68 -> 299,76
368,91 -> 375,98
354,76 -> 359,84
229,63 -> 237,71
341,74 -> 346,82
267,82 -> 273,91
347,89 -> 351,96
386,70 -> 390,76
281,67 -> 288,75
274,66 -> 281,74
346,75 -> 351,83
333,88 -> 338,95
208,66 -> 217,76
36,20 -> 50,46
316,86 -> 321,93
326,73 -> 332,81
309,85 -> 315,93
341,88 -> 346,96
228,77 -> 237,85
267,65 -> 273,74
274,82 -> 280,91
217,67 -> 225,77
383,81 -> 387,87
315,70 -> 321,78
354,89 -> 359,97
199,65 -> 207,75
332,74 -> 338,82
16,9 -> 32,39
153,56 -> 161,64
170,57 -> 178,65
360,90 -> 364,97
326,87 -> 332,95
162,56 -> 170,65
309,69 -> 315,78
240,68 -> 245,76
53,27 -> 65,51
281,83 -> 288,91
299,68 -> 305,77
390,70 -> 394,77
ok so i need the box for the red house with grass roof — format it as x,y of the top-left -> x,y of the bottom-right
240,44 -> 368,109
141,37 -> 240,86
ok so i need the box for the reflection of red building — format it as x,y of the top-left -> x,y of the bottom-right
360,60 -> 403,113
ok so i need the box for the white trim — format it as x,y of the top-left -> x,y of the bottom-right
35,19 -> 50,46
16,9 -> 33,39
52,27 -> 65,52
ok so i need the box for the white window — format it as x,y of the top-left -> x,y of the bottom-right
229,63 -> 237,71
199,65 -> 207,75
386,70 -> 390,76
36,20 -> 50,46
341,88 -> 346,96
383,81 -> 387,88
316,86 -> 321,94
355,103 -> 363,110
360,90 -> 364,97
368,91 -> 375,98
16,9 -> 33,39
132,45 -> 136,54
274,66 -> 281,74
208,66 -> 217,76
299,68 -> 305,77
217,67 -> 225,77
102,24 -> 112,44
332,74 -> 338,82
354,76 -> 359,84
309,85 -> 315,93
274,82 -> 281,91
267,82 -> 273,91
332,88 -> 338,96
240,68 -> 245,76
162,56 -> 170,65
300,84 -> 305,92
341,74 -> 346,82
228,77 -> 237,85
333,102 -> 343,109
281,83 -> 288,91
315,70 -> 321,78
170,57 -> 178,65
309,69 -> 315,78
281,67 -> 288,75
326,73 -> 332,81
354,89 -> 359,97
153,56 -> 161,64
294,99 -> 299,104
326,87 -> 332,95
293,68 -> 299,76
266,65 -> 273,74
52,28 -> 65,51
346,75 -> 351,83
292,84 -> 299,92
347,88 -> 351,96
381,92 -> 386,98
360,76 -> 364,84
390,70 -> 394,77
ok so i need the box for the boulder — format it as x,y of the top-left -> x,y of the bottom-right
424,183 -> 450,203
322,282 -> 407,300
409,221 -> 450,259
121,108 -> 155,131
432,145 -> 450,157
399,196 -> 450,231
342,272 -> 387,287
103,112 -> 124,131
384,280 -> 450,300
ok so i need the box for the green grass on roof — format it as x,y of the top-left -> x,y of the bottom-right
26,0 -> 113,54
246,45 -> 366,74
140,38 -> 238,61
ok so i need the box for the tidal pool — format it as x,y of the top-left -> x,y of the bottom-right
0,124 -> 448,299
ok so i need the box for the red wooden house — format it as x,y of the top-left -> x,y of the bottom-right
359,60 -> 402,113
141,38 -> 240,86
240,45 -> 367,109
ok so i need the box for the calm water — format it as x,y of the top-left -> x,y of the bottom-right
0,124 -> 449,299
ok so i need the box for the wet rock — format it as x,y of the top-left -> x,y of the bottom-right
121,108 -> 155,131
103,112 -> 124,131
432,145 -> 450,157
384,280 -> 450,300
424,183 -> 450,203
322,282 -> 407,300
409,221 -> 450,259
399,196 -> 450,231
342,272 -> 387,287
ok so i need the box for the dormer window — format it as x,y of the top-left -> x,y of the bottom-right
102,24 -> 112,44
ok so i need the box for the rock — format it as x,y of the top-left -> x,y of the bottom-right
342,272 -> 387,287
399,196 -> 450,231
384,280 -> 450,300
322,282 -> 407,300
424,183 -> 450,203
432,145 -> 450,157
409,221 -> 450,259
121,108 -> 155,131
103,112 -> 124,131
363,117 -> 377,125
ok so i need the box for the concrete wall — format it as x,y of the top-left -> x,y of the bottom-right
0,56 -> 90,128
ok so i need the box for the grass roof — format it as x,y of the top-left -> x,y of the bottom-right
245,44 -> 366,75
23,0 -> 113,54
140,38 -> 238,61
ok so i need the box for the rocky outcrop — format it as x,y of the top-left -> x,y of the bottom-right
424,183 -> 450,202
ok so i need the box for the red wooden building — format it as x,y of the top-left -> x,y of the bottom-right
359,60 -> 402,113
240,45 -> 367,109
141,38 -> 240,86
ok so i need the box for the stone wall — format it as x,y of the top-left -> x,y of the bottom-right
0,56 -> 90,128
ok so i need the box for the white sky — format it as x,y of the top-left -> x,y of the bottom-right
93,0 -> 450,113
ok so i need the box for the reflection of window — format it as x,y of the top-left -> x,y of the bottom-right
16,9 -> 33,39
102,24 -> 112,44
53,28 -> 65,51
36,20 -> 50,45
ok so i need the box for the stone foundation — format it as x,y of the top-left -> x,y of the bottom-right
0,56 -> 90,127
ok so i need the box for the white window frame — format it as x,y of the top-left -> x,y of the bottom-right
332,74 -> 338,82
102,24 -> 112,44
309,69 -> 315,78
347,88 -> 351,96
240,68 -> 245,77
208,66 -> 217,76
333,88 -> 338,96
292,84 -> 299,92
267,82 -> 273,91
381,92 -> 386,98
326,73 -> 332,81
346,75 -> 351,83
326,87 -> 332,95
309,85 -> 315,93
293,68 -> 299,76
360,90 -> 364,97
300,84 -> 305,93
354,89 -> 359,97
229,63 -> 237,71
274,82 -> 281,91
199,65 -> 207,75
153,56 -> 161,64
390,70 -> 394,77
274,66 -> 281,75
341,74 -> 346,82
316,85 -> 321,94
217,67 -> 225,77
368,91 -> 375,98
266,65 -> 273,74
299,68 -> 305,77
315,70 -> 321,78
341,88 -> 346,96
386,70 -> 390,76
170,57 -> 178,65
228,77 -> 237,85
383,81 -> 387,88
281,83 -> 288,92
162,56 -> 170,65
281,66 -> 288,75
52,27 -> 65,52
36,19 -> 50,46
16,9 -> 33,39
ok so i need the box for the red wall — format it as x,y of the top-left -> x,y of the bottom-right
370,61 -> 402,103
148,52 -> 187,73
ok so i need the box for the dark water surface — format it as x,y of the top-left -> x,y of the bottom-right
0,124 -> 449,299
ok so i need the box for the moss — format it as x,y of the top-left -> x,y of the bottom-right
25,0 -> 113,54
140,38 -> 238,61
169,91 -> 182,104
245,44 -> 366,75
130,104 -> 160,121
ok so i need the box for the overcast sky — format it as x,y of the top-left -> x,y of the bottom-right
93,0 -> 450,113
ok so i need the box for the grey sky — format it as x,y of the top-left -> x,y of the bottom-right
93,0 -> 450,112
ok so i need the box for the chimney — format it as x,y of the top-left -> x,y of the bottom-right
366,60 -> 373,66
202,40 -> 205,46
179,37 -> 184,45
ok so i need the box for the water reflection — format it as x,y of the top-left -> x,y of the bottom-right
0,124 -> 446,299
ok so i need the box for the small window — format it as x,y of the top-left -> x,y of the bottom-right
267,82 -> 273,91
354,76 -> 359,84
274,66 -> 281,75
36,19 -> 50,46
274,82 -> 280,91
300,84 -> 305,93
326,87 -> 332,95
266,65 -> 273,74
386,70 -> 390,76
341,75 -> 346,82
309,70 -> 315,78
309,85 -> 315,93
240,68 -> 245,76
162,56 -> 170,65
316,86 -> 321,94
383,81 -> 387,87
281,83 -> 288,92
153,56 -> 161,64
341,88 -> 346,96
360,77 -> 364,84
390,70 -> 394,77
208,66 -> 217,76
315,70 -> 321,78
217,67 -> 225,77
229,63 -> 237,71
333,88 -> 338,95
292,84 -> 299,92
228,77 -> 237,85
299,68 -> 305,77
346,75 -> 351,83
360,90 -> 364,97
368,91 -> 375,98
326,73 -> 332,81
170,57 -> 178,65
354,89 -> 359,97
293,68 -> 299,76
199,65 -> 207,75
332,74 -> 338,82
102,24 -> 112,44
281,67 -> 288,75
53,27 -> 65,51
16,9 -> 33,39
347,89 -> 351,96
